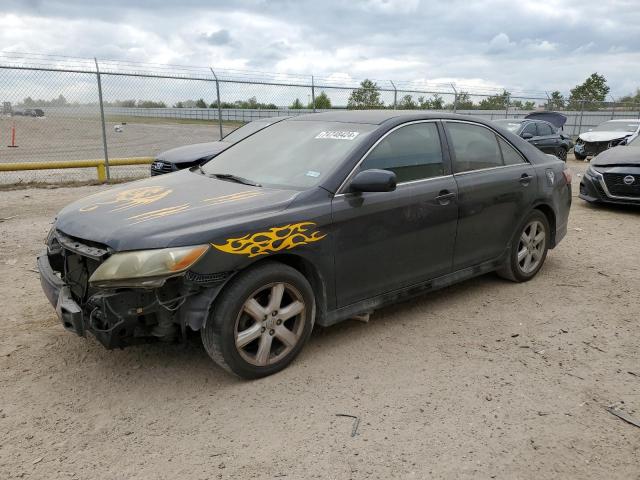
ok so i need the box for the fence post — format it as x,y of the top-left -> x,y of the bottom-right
390,80 -> 397,110
609,95 -> 616,119
450,83 -> 458,113
210,68 -> 224,141
577,100 -> 585,135
311,75 -> 316,112
505,94 -> 510,117
94,58 -> 110,182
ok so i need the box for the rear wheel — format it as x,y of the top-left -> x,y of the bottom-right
201,262 -> 315,379
556,147 -> 567,161
497,210 -> 550,282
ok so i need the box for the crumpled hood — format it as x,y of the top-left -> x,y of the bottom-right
592,146 -> 640,166
54,170 -> 299,251
579,131 -> 633,143
156,141 -> 230,164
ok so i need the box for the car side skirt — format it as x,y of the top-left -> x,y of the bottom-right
318,252 -> 507,327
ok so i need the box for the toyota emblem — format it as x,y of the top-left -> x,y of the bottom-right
623,175 -> 635,185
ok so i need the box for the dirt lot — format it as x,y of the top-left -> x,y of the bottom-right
0,160 -> 639,479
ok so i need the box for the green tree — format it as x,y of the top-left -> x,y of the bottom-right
347,79 -> 384,109
309,91 -> 331,109
137,100 -> 166,108
546,91 -> 565,110
195,98 -> 207,108
290,98 -> 304,109
398,94 -> 417,109
618,89 -> 640,108
478,90 -> 510,110
568,73 -> 610,110
454,92 -> 474,110
415,94 -> 444,110
174,101 -> 184,108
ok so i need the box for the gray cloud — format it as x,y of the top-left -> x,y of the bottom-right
1,0 -> 639,96
201,29 -> 232,45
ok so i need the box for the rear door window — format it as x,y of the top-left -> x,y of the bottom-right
446,122 -> 502,173
521,122 -> 537,137
537,122 -> 554,136
498,137 -> 525,165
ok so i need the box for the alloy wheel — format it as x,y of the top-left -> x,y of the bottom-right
234,282 -> 306,366
517,220 -> 546,274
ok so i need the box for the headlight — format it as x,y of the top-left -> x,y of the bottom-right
89,245 -> 209,288
586,165 -> 603,179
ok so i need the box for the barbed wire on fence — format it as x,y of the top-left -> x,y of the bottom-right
1,52 -> 639,184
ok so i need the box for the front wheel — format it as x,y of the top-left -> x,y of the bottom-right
201,262 -> 315,379
574,151 -> 587,161
497,210 -> 550,282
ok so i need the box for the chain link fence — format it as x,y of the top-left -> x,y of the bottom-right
1,53 -> 639,185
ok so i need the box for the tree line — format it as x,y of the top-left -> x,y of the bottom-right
14,73 -> 635,112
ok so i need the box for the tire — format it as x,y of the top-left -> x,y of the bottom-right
574,151 -> 586,161
201,261 -> 315,379
556,147 -> 567,162
497,210 -> 550,283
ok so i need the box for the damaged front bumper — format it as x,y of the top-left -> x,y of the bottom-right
37,248 -> 226,349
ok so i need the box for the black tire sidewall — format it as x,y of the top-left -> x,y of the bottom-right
508,210 -> 550,282
203,262 -> 315,379
557,147 -> 567,161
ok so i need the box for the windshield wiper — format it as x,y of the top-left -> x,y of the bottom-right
210,173 -> 262,187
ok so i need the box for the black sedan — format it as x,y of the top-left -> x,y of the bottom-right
150,116 -> 288,175
579,135 -> 640,205
494,117 -> 573,161
38,111 -> 571,378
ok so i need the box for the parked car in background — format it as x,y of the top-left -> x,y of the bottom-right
11,108 -> 44,117
493,113 -> 573,161
579,135 -> 640,205
574,119 -> 640,160
151,116 -> 289,175
38,111 -> 572,378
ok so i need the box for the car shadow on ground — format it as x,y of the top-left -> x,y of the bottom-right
51,271 -> 507,390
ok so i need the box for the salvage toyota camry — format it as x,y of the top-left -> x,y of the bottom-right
38,111 -> 572,378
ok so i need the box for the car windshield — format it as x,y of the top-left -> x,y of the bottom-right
493,120 -> 522,132
222,120 -> 275,144
628,135 -> 640,146
593,121 -> 640,132
202,120 -> 377,189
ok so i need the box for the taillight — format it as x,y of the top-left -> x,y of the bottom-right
563,168 -> 572,185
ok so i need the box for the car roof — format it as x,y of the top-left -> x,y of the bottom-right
603,119 -> 640,123
287,110 -> 497,125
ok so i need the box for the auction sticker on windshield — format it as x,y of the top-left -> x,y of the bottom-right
315,131 -> 360,140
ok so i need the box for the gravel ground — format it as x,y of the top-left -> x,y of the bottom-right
0,159 -> 639,479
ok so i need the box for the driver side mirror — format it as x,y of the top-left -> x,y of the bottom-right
521,132 -> 534,140
349,169 -> 397,193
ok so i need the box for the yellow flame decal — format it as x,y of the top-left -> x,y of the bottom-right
80,186 -> 172,212
213,222 -> 326,257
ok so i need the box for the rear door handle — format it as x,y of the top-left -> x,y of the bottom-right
435,190 -> 456,205
519,173 -> 533,186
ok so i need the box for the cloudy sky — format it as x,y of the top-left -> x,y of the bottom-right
1,0 -> 639,97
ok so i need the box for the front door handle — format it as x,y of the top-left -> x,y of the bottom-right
519,173 -> 533,186
435,190 -> 456,205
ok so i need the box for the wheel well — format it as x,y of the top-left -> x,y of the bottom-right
246,254 -> 328,324
534,204 -> 557,247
